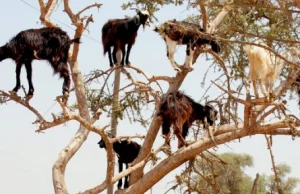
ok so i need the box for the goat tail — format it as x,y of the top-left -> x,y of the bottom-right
69,37 -> 81,44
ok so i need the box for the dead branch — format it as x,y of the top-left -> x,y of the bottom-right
265,135 -> 283,194
0,90 -> 45,124
76,2 -> 102,16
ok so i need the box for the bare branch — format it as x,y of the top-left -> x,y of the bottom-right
39,0 -> 58,27
76,2 -> 102,16
0,90 -> 45,124
63,0 -> 76,24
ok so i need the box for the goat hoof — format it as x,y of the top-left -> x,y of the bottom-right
124,182 -> 129,188
9,90 -> 17,96
25,95 -> 33,101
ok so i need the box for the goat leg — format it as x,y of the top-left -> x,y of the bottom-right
162,121 -> 171,146
117,160 -> 123,189
24,62 -> 34,99
124,163 -> 129,188
120,46 -> 126,66
252,80 -> 260,98
258,79 -> 269,101
183,42 -> 194,72
112,46 -> 117,65
165,36 -> 181,72
108,46 -> 114,67
11,63 -> 22,95
125,44 -> 132,66
174,126 -> 188,148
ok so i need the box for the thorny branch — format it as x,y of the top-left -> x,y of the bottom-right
265,135 -> 283,194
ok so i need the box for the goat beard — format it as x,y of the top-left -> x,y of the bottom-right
143,24 -> 146,31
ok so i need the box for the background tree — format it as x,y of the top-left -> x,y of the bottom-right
1,0 -> 300,194
174,152 -> 300,194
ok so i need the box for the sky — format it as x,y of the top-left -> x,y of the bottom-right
0,0 -> 300,194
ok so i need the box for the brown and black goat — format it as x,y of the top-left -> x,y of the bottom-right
102,8 -> 150,67
154,19 -> 221,72
98,132 -> 141,189
157,91 -> 218,148
0,27 -> 80,100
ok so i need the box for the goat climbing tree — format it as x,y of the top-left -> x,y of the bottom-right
1,0 -> 300,194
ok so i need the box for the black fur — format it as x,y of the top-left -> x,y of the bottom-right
0,27 -> 80,99
102,10 -> 150,67
98,136 -> 141,189
157,91 -> 218,148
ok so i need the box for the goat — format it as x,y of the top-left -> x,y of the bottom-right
157,91 -> 218,148
102,8 -> 150,67
243,41 -> 294,100
0,27 -> 80,99
154,19 -> 221,72
98,133 -> 141,189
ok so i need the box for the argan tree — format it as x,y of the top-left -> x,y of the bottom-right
1,0 -> 300,194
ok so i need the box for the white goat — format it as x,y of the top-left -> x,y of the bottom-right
244,42 -> 286,100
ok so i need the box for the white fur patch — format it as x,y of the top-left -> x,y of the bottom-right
140,10 -> 150,16
165,36 -> 180,70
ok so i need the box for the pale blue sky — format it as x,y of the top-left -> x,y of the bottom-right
0,0 -> 300,193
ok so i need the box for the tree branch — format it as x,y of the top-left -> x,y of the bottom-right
76,3 -> 102,16
199,0 -> 207,31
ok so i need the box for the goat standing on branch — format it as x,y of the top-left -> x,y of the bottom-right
243,41 -> 294,101
157,91 -> 218,148
154,20 -> 221,72
0,27 -> 80,100
102,8 -> 150,67
98,132 -> 141,189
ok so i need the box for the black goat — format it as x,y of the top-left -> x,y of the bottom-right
102,8 -> 150,67
154,19 -> 221,72
0,27 -> 80,99
98,134 -> 141,189
157,91 -> 218,148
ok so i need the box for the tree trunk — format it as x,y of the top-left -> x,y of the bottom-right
250,173 -> 260,194
108,52 -> 122,194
